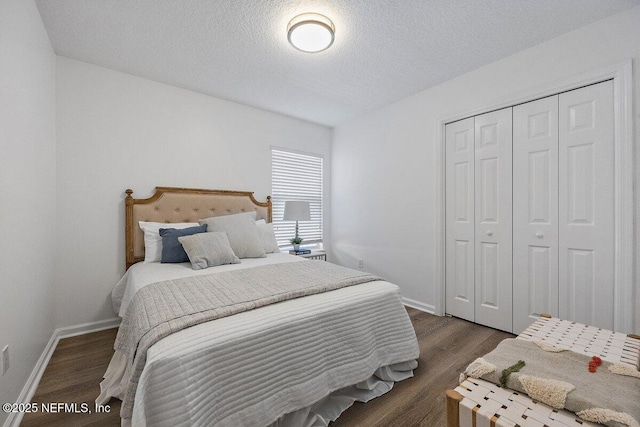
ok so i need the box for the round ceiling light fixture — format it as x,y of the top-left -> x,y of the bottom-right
287,13 -> 335,53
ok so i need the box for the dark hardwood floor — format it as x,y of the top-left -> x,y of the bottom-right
21,309 -> 513,426
20,328 -> 121,427
333,309 -> 513,426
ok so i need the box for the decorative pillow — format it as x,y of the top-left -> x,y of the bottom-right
159,225 -> 208,263
256,221 -> 280,253
178,232 -> 240,270
139,221 -> 199,263
198,212 -> 266,258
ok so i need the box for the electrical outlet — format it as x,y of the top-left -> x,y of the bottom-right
2,345 -> 9,375
358,259 -> 364,270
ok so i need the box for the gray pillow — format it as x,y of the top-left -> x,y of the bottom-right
255,221 -> 280,253
198,212 -> 266,258
178,232 -> 240,270
159,224 -> 208,263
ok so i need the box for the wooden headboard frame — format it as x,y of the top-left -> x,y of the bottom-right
125,186 -> 272,269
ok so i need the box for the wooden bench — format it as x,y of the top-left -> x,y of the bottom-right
446,315 -> 640,427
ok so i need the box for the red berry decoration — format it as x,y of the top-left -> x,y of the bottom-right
588,356 -> 603,373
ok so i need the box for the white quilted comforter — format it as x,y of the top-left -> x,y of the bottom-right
99,254 -> 420,427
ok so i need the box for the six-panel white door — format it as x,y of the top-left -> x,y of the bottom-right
474,108 -> 513,332
558,81 -> 615,329
445,117 -> 475,322
445,81 -> 615,334
512,95 -> 559,334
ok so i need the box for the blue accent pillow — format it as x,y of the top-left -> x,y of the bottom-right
159,224 -> 208,263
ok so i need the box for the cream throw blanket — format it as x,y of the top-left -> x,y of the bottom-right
463,339 -> 640,427
115,261 -> 381,420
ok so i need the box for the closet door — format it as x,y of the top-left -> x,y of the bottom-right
512,96 -> 559,334
474,108 -> 512,332
445,117 -> 475,322
558,81 -> 615,329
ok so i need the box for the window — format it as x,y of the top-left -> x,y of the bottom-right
271,148 -> 323,246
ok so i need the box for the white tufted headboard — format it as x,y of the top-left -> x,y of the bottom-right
125,187 -> 272,268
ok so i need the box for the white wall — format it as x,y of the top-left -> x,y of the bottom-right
332,7 -> 640,332
55,57 -> 332,327
0,0 -> 56,422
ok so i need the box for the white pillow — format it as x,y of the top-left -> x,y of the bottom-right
199,212 -> 266,259
139,221 -> 199,263
255,221 -> 280,253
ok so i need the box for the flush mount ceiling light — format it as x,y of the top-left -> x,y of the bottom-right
287,13 -> 335,53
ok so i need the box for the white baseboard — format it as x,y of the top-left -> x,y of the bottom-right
2,331 -> 58,427
402,297 -> 436,314
3,318 -> 121,427
56,317 -> 121,340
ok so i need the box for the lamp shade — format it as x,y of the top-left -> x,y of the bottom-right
283,201 -> 311,221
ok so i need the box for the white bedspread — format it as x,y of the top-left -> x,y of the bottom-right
103,255 -> 419,426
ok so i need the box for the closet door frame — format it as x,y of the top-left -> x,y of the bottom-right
436,60 -> 635,333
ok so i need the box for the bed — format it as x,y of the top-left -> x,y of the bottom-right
98,187 -> 420,427
446,315 -> 640,427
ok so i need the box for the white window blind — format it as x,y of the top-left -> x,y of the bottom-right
271,149 -> 323,246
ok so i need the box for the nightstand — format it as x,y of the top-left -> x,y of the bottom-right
291,250 -> 327,261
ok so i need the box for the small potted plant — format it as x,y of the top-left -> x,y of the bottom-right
290,236 -> 303,252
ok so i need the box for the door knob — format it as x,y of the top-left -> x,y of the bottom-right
536,232 -> 544,239
486,230 -> 493,236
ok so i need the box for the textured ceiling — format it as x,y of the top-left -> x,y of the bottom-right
36,0 -> 640,127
